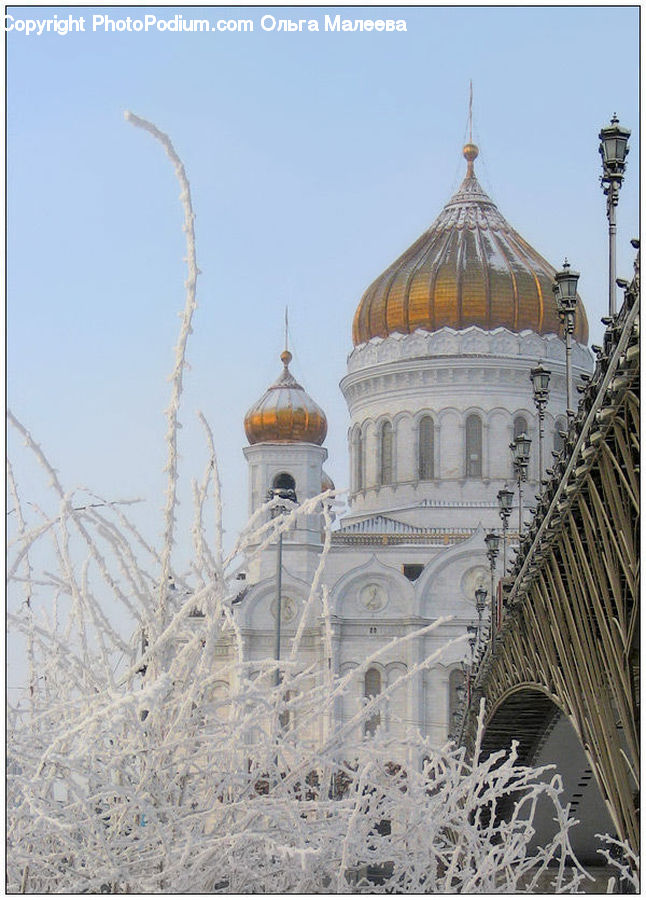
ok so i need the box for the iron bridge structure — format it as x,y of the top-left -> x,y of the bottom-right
459,247 -> 639,857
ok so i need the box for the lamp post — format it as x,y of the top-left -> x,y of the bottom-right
475,586 -> 487,643
497,485 -> 514,574
467,623 -> 478,661
485,531 -> 501,645
460,659 -> 470,703
599,114 -> 630,317
530,364 -> 551,495
510,433 -> 532,535
553,260 -> 579,420
267,484 -> 297,686
465,623 -> 479,700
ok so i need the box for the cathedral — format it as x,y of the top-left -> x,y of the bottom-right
233,139 -> 592,749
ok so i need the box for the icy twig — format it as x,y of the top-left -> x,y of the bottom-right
125,111 -> 200,631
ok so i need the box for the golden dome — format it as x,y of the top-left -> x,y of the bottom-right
244,350 -> 327,445
352,143 -> 588,346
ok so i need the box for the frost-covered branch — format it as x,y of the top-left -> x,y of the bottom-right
124,111 -> 200,632
6,463 -> 600,893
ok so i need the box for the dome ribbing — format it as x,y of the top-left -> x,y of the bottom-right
352,144 -> 589,346
244,351 -> 327,445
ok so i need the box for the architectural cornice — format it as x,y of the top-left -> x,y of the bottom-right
331,529 -> 475,546
345,326 -> 591,376
341,360 -> 573,410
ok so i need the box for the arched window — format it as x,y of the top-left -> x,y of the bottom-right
364,668 -> 382,736
448,669 -> 466,737
272,472 -> 295,492
379,421 -> 393,486
513,415 -> 528,439
271,471 -> 296,503
356,430 -> 365,491
465,414 -> 482,478
553,416 -> 567,455
418,415 -> 434,480
212,682 -> 231,724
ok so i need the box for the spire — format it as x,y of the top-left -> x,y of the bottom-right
463,80 -> 479,177
469,79 -> 473,144
281,307 -> 292,368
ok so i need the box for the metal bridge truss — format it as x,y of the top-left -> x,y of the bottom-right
461,252 -> 640,853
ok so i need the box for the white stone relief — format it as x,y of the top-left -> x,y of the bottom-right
360,582 -> 387,611
490,332 -> 518,355
461,331 -> 489,353
523,334 -> 546,358
346,326 -> 591,374
460,565 -> 489,601
270,596 -> 297,623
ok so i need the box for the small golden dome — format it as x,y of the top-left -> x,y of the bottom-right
244,351 -> 327,445
352,146 -> 589,346
321,470 -> 335,492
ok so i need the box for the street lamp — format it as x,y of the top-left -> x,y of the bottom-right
553,260 -> 579,420
467,624 -> 478,662
466,623 -> 479,698
484,531 -> 501,645
510,433 -> 532,535
266,483 -> 297,686
460,659 -> 471,703
599,114 -> 630,316
530,363 -> 551,495
475,586 -> 487,641
497,485 -> 514,574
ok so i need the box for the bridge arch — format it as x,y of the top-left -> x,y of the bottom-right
481,685 -> 562,765
481,685 -> 615,865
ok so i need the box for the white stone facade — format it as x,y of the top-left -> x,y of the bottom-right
342,327 -> 590,522
242,441 -> 328,584
233,325 -> 593,752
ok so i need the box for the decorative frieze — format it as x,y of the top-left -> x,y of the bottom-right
332,530 -> 475,546
346,326 -> 591,375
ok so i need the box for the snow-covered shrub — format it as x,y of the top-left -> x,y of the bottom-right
5,468 -> 589,893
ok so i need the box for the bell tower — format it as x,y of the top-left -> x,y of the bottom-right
243,346 -> 329,583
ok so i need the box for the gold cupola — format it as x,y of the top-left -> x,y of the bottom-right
352,142 -> 589,346
244,350 -> 328,445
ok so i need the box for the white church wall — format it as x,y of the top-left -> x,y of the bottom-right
439,408 -> 461,480
487,408 -> 511,480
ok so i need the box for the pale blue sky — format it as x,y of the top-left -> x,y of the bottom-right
8,5 -> 640,561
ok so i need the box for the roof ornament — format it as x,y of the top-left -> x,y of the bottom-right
281,306 -> 292,368
463,80 -> 479,177
469,79 -> 473,143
